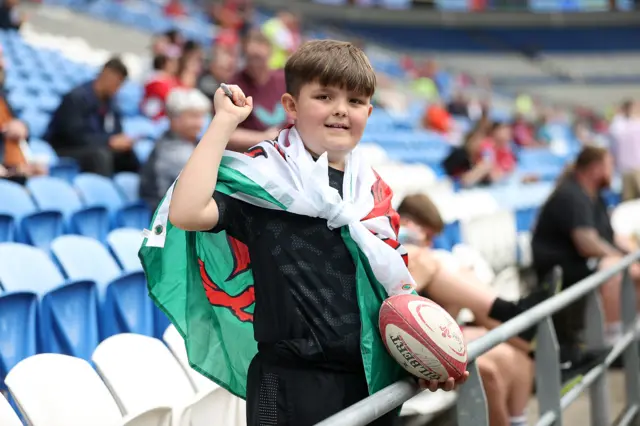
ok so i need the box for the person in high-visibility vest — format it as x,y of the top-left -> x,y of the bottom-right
262,12 -> 301,70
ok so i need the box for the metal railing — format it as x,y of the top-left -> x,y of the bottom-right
316,251 -> 640,426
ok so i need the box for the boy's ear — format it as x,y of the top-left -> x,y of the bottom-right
367,104 -> 373,117
281,93 -> 297,120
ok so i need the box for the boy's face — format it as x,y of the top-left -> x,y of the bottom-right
282,82 -> 373,162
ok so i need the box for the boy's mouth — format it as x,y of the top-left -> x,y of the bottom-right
325,123 -> 350,130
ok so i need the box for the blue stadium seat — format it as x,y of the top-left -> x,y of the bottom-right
0,243 -> 99,362
113,172 -> 141,204
106,228 -> 143,273
51,235 -> 153,339
0,180 -> 63,250
0,290 -> 37,390
27,139 -> 80,183
27,176 -> 110,243
74,173 -> 151,229
133,138 -> 155,163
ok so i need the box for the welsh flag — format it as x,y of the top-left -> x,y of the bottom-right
139,128 -> 415,398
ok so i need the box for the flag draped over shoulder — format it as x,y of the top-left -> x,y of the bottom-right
139,127 -> 415,399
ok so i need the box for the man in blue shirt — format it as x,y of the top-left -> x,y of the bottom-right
45,57 -> 138,176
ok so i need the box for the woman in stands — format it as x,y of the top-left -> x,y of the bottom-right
397,194 -> 537,426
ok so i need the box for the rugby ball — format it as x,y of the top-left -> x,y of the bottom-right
379,294 -> 467,382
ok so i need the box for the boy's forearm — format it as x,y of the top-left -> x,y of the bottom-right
169,114 -> 237,229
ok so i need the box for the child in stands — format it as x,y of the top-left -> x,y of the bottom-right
167,40 -> 469,426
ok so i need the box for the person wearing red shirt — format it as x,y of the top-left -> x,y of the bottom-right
141,54 -> 179,121
480,122 -> 517,177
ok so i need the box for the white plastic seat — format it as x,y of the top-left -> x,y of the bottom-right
459,210 -> 518,272
611,199 -> 640,238
0,393 -> 21,426
5,353 -> 171,426
163,325 -> 247,426
93,333 -> 220,426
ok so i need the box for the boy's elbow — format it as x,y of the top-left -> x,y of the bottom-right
168,201 -> 219,232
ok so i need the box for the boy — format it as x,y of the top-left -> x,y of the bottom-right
155,40 -> 467,426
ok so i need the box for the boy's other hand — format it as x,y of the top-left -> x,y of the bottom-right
214,84 -> 253,126
419,371 -> 469,392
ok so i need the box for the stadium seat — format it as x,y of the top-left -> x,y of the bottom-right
51,235 -> 153,338
93,333 -> 221,426
27,139 -> 80,183
0,290 -> 37,390
459,210 -> 519,272
0,243 -> 99,362
0,179 -> 64,250
107,228 -> 144,272
163,325 -> 247,426
133,138 -> 155,163
114,171 -> 142,204
74,173 -> 151,229
0,393 -> 21,426
27,176 -> 110,242
5,353 -> 172,426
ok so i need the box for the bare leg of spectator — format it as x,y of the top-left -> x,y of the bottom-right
477,356 -> 510,426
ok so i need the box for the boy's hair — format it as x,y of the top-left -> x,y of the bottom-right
284,39 -> 376,98
397,193 -> 444,234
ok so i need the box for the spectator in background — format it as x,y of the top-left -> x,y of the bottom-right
45,57 -> 138,176
532,146 -> 640,369
0,0 -> 24,30
422,101 -> 451,135
164,0 -> 186,18
262,11 -> 302,70
141,54 -> 179,120
198,42 -> 239,99
442,128 -> 495,187
0,45 -> 46,183
610,99 -> 640,201
139,88 -> 211,210
226,30 -> 287,150
177,41 -> 204,89
447,91 -> 469,118
481,121 -> 516,177
512,113 -> 541,148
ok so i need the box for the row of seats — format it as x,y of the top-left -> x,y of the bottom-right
0,174 -> 149,249
1,329 -> 245,426
0,232 -> 172,389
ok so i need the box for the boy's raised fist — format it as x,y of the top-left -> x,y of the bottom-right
214,84 -> 254,126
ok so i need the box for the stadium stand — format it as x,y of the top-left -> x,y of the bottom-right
1,0 -> 640,425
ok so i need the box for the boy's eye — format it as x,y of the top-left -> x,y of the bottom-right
350,99 -> 365,104
315,95 -> 330,100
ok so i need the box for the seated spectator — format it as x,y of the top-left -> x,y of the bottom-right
442,128 -> 495,187
397,194 -> 534,426
262,11 -> 302,70
139,88 -> 211,210
422,102 -> 452,135
610,99 -> 640,201
480,121 -> 516,177
532,146 -> 640,365
0,0 -> 24,30
141,54 -> 179,120
226,30 -> 287,150
447,92 -> 469,118
397,194 -> 557,346
198,43 -> 239,99
176,42 -> 204,89
45,57 -> 138,177
0,45 -> 46,183
512,113 -> 541,148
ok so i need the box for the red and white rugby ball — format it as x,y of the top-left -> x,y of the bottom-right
379,294 -> 467,382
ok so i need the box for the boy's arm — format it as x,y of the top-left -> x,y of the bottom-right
169,85 -> 254,231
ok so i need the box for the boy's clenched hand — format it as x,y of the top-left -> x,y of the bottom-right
214,84 -> 254,127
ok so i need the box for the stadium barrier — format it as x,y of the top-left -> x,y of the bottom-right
316,251 -> 640,426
